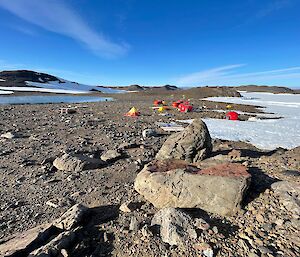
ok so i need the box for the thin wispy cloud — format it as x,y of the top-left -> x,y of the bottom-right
0,0 -> 128,58
177,64 -> 246,84
177,65 -> 300,86
11,25 -> 37,36
256,0 -> 293,18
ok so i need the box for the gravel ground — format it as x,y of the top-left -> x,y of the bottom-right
0,91 -> 299,256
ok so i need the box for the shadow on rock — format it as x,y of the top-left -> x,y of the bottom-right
68,205 -> 119,257
243,166 -> 280,206
185,208 -> 239,238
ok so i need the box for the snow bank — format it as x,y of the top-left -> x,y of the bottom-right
0,90 -> 14,95
0,86 -> 90,94
202,92 -> 300,150
25,80 -> 125,94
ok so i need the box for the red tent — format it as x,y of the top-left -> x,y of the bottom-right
226,111 -> 239,120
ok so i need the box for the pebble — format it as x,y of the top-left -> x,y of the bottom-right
129,216 -> 139,232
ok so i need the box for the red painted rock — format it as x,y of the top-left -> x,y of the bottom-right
134,160 -> 251,216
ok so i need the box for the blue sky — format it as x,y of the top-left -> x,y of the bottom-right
0,0 -> 300,87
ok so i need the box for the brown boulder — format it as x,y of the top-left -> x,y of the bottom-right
134,160 -> 251,216
155,119 -> 212,162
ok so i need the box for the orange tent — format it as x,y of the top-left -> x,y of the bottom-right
125,107 -> 140,117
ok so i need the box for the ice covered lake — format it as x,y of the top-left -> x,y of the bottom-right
0,95 -> 113,105
201,92 -> 300,150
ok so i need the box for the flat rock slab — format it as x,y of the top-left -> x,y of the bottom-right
135,160 -> 251,216
0,204 -> 88,257
53,153 -> 104,172
0,224 -> 58,257
155,119 -> 212,162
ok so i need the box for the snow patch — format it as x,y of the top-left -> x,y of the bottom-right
0,86 -> 90,94
0,78 -> 6,82
25,80 -> 125,94
0,90 -> 14,95
202,92 -> 300,150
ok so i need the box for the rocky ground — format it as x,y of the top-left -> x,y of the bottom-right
0,91 -> 299,257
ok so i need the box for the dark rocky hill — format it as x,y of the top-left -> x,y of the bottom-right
183,86 -> 242,98
0,70 -> 61,87
234,85 -> 297,94
126,84 -> 145,91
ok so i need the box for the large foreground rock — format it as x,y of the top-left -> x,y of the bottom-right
53,153 -> 104,172
135,160 -> 251,216
156,119 -> 212,162
151,208 -> 197,246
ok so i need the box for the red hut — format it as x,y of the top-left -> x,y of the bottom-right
226,111 -> 239,120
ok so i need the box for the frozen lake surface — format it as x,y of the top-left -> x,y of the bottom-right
0,95 -> 112,105
202,92 -> 300,150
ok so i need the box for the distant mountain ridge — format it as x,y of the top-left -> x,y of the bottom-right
0,70 -> 124,94
233,85 -> 298,94
1,70 -> 298,95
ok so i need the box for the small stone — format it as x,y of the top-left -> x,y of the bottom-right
228,149 -> 242,160
275,219 -> 284,227
194,243 -> 214,257
258,246 -> 272,254
212,226 -> 218,234
46,200 -> 60,208
142,129 -> 157,138
262,223 -> 273,231
256,214 -> 265,223
0,132 -> 20,139
61,249 -> 69,257
119,202 -> 134,213
129,216 -> 139,232
151,208 -> 197,246
54,153 -> 104,172
100,150 -> 122,162
194,218 -> 210,231
67,174 -> 79,181
141,224 -> 152,238
103,232 -> 109,242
